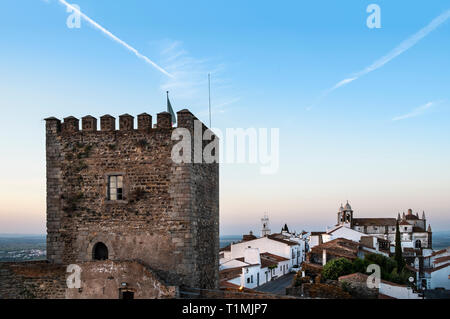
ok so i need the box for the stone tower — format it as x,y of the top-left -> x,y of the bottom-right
44,109 -> 219,289
261,213 -> 271,237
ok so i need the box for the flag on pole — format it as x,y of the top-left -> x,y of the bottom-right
166,91 -> 176,124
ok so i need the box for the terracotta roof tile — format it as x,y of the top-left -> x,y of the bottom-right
310,238 -> 360,260
219,267 -> 243,281
424,263 -> 450,273
434,256 -> 450,264
310,232 -> 326,236
260,252 -> 289,262
352,218 -> 397,226
430,248 -> 448,257
259,252 -> 289,269
267,234 -> 297,246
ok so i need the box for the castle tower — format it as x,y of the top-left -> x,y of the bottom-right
44,109 -> 219,289
261,213 -> 271,237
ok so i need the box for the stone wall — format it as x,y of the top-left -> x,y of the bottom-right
44,109 -> 219,289
0,261 -> 66,299
176,110 -> 220,289
180,287 -> 297,299
286,282 -> 351,299
66,260 -> 178,299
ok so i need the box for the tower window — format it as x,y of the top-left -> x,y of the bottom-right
108,175 -> 123,200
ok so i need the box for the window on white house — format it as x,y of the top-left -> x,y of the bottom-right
247,278 -> 250,283
108,175 -> 123,200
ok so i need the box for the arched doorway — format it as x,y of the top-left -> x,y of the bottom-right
92,242 -> 108,260
415,240 -> 422,249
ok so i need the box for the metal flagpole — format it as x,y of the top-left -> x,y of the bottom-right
208,73 -> 212,127
166,90 -> 169,111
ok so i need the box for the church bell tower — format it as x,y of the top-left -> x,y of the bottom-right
337,201 -> 353,226
261,213 -> 271,237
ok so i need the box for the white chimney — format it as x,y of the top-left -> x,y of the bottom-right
244,247 -> 261,265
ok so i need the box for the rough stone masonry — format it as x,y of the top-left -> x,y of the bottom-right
0,109 -> 219,299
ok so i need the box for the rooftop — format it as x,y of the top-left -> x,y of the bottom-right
219,267 -> 243,281
267,234 -> 298,246
310,237 -> 360,260
352,218 -> 397,227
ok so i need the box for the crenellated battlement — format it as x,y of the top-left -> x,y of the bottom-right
44,110 -> 200,135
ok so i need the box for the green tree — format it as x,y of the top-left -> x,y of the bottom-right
351,258 -> 366,273
365,253 -> 396,274
322,258 -> 353,280
394,220 -> 405,272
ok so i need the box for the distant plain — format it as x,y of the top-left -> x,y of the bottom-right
0,232 -> 449,262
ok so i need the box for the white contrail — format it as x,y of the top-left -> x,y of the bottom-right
58,0 -> 173,78
309,9 -> 450,109
392,101 -> 438,121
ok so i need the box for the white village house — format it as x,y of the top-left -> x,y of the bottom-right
220,247 -> 291,289
219,217 -> 307,289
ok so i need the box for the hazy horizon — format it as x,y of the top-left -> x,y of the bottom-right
3,229 -> 450,237
1,1 -> 450,234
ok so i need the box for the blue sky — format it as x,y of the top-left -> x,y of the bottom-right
0,0 -> 449,234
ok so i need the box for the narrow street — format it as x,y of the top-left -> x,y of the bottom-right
255,273 -> 295,295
